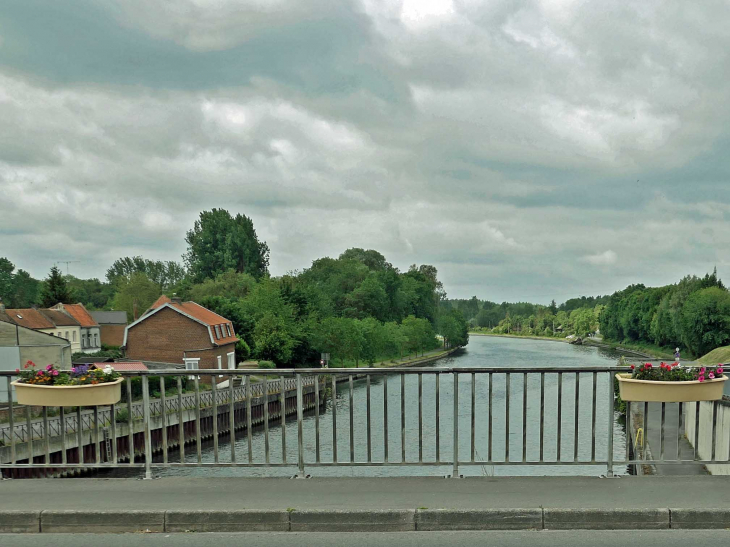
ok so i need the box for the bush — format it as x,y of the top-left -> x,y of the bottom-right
121,376 -> 188,402
115,408 -> 130,423
258,360 -> 276,370
236,338 -> 251,362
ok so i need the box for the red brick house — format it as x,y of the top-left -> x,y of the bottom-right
122,296 -> 238,380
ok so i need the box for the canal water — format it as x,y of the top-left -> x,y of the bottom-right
112,336 -> 630,477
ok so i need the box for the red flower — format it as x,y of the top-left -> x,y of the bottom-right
630,365 -> 635,370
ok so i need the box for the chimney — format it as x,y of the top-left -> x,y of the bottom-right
133,298 -> 139,321
171,293 -> 182,305
0,298 -> 4,313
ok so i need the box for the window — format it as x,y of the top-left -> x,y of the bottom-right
81,335 -> 86,348
65,331 -> 69,340
94,334 -> 98,347
214,325 -> 221,339
73,331 -> 76,342
217,355 -> 223,377
184,358 -> 200,380
226,324 -> 232,337
227,352 -> 235,370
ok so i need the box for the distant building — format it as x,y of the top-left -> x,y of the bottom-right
122,296 -> 238,382
90,311 -> 128,347
51,303 -> 101,353
1,306 -> 83,353
0,314 -> 72,402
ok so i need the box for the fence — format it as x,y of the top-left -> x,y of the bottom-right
1,367 -> 729,478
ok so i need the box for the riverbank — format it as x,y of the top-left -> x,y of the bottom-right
469,332 -> 568,344
580,338 -> 673,359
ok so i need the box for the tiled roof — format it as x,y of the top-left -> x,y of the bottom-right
91,361 -> 148,372
170,301 -> 238,345
90,311 -> 128,325
146,295 -> 171,314
3,308 -> 56,329
39,309 -> 80,327
58,303 -> 99,328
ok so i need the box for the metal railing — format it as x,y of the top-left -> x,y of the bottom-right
1,367 -> 728,478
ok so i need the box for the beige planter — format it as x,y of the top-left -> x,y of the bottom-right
616,373 -> 728,402
11,378 -> 123,407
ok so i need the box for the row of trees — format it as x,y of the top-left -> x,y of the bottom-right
600,270 -> 729,357
1,209 -> 469,367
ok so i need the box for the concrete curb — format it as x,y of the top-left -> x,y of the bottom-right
670,509 -> 730,529
416,509 -> 542,531
0,507 -> 726,533
0,511 -> 41,533
166,510 -> 289,532
544,508 -> 670,530
290,510 -> 416,532
40,510 -> 165,533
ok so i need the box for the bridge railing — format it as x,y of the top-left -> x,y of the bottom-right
1,367 -> 728,478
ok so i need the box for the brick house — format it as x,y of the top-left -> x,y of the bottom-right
122,296 -> 238,382
89,310 -> 128,347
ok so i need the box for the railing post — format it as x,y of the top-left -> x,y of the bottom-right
453,371 -> 459,478
142,375 -> 153,480
606,372 -> 614,477
296,373 -> 305,477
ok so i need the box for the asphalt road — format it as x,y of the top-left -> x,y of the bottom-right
4,531 -> 730,547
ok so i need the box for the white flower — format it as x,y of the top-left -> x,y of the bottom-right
103,366 -> 114,374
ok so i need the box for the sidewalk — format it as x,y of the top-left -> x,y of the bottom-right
1,476 -> 729,532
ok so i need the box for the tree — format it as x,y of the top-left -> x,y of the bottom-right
344,274 -> 389,321
0,258 -> 14,306
184,209 -> 270,281
107,256 -> 186,291
110,272 -> 161,320
66,276 -> 114,309
39,266 -> 73,307
188,270 -> 257,301
10,269 -> 40,308
252,311 -> 297,364
679,287 -> 730,356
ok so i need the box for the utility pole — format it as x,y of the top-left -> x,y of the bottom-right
55,260 -> 80,275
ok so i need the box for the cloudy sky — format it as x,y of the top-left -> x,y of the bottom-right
1,0 -> 729,303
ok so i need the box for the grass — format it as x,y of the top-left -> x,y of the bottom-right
697,346 -> 730,366
587,339 -> 679,360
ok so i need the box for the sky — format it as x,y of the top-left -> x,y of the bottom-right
1,0 -> 730,304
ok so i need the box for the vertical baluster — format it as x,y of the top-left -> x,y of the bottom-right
43,407 -> 51,465
93,406 -> 100,465
557,372 -> 562,462
366,375 -> 372,463
26,405 -> 33,465
245,375 -> 252,464
435,373 -> 440,463
488,372 -> 493,462
471,372 -> 475,463
643,401 -> 648,462
110,403 -> 117,465
452,372 -> 459,477
280,376 -> 286,464
540,372 -> 545,461
229,375 -> 236,464
315,376 -> 320,464
401,374 -> 406,463
383,374 -> 387,463
211,379 -> 219,463
177,377 -> 185,464
660,402 -> 666,461
573,373 -> 580,462
60,407 -> 67,465
711,401 -> 718,462
159,378 -> 168,465
127,378 -> 134,466
142,375 -> 152,479
625,401 -> 631,464
676,402 -> 682,462
297,374 -> 304,476
694,402 -> 700,460
505,373 -> 511,462
591,372 -> 597,462
332,375 -> 338,464
76,406 -> 83,466
522,372 -> 528,462
350,375 -> 355,463
606,372 -> 614,477
418,374 -> 423,464
194,377 -> 202,464
264,377 -> 270,464
7,378 -> 16,464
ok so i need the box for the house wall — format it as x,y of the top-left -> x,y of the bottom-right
100,324 -> 126,347
39,326 -> 82,353
185,343 -> 237,384
125,307 -> 213,365
80,326 -> 102,353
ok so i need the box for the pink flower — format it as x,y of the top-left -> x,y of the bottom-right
700,367 -> 706,374
717,368 -> 724,375
52,370 -> 59,376
698,375 -> 705,383
709,372 -> 715,379
45,364 -> 53,371
15,368 -> 20,373
36,371 -> 43,376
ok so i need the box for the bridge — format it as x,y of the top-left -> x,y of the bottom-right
1,366 -> 729,536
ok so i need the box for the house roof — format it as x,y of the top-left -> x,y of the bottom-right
125,297 -> 237,347
90,311 -> 128,325
39,309 -> 80,327
57,303 -> 99,328
91,361 -> 148,372
3,308 -> 56,329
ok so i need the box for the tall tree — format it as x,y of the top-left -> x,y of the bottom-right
184,209 -> 270,281
0,258 -> 15,306
110,272 -> 161,320
107,256 -> 186,290
39,266 -> 73,307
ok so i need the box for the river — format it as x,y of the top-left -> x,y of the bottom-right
103,336 -> 631,478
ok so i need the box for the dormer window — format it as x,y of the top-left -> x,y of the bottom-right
226,324 -> 232,337
214,325 -> 221,339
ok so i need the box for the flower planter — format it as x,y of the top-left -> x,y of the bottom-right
616,373 -> 727,402
11,378 -> 124,407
